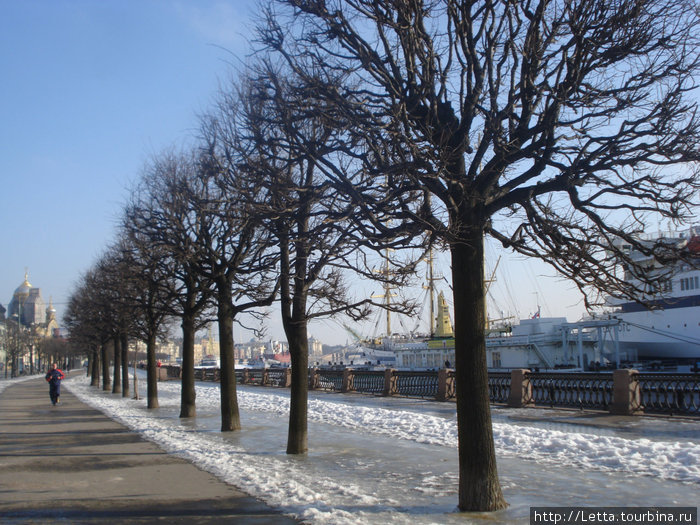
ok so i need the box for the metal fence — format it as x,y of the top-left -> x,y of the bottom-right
352,370 -> 385,395
488,372 -> 511,404
317,369 -> 343,391
636,373 -> 700,415
527,372 -> 614,410
171,365 -> 700,417
394,370 -> 439,397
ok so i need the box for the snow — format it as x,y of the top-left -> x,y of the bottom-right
0,374 -> 41,394
63,374 -> 700,524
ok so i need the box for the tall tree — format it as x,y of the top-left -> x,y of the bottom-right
226,68 -> 423,453
263,0 -> 700,511
129,150 -> 214,417
94,248 -> 134,396
177,141 -> 279,432
64,268 -> 118,389
112,232 -> 175,405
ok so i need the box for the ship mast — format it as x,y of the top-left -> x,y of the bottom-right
385,250 -> 392,336
429,248 -> 435,337
423,248 -> 444,337
484,256 -> 501,330
372,248 -> 395,338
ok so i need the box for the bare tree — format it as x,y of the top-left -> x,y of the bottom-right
119,217 -> 177,406
94,246 -> 137,396
4,318 -> 24,378
224,67 -> 424,453
129,150 -> 214,416
64,280 -> 101,387
64,268 -> 118,389
169,138 -> 280,432
39,337 -> 74,370
262,0 -> 700,511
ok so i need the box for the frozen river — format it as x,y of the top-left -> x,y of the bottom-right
53,373 -> 700,524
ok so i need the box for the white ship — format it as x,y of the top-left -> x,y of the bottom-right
350,254 -> 622,370
604,226 -> 700,363
366,294 -> 619,370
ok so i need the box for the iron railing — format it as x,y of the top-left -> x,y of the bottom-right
166,365 -> 700,417
352,370 -> 385,395
394,370 -> 439,398
488,372 -> 511,403
527,372 -> 614,410
636,373 -> 700,415
317,369 -> 344,391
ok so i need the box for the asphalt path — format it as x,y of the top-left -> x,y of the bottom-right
0,373 -> 300,524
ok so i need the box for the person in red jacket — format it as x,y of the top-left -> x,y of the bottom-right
45,363 -> 65,406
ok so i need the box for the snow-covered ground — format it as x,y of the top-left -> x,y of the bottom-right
0,373 -> 41,394
58,373 -> 700,524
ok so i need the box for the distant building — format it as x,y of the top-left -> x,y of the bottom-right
4,272 -> 61,374
6,272 -> 59,337
308,336 -> 323,356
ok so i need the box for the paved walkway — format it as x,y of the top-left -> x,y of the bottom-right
0,374 -> 299,524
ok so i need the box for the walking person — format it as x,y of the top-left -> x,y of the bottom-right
45,363 -> 65,406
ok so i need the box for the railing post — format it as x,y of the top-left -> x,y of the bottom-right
308,367 -> 319,390
508,369 -> 533,408
242,368 -> 250,384
283,368 -> 292,388
610,369 -> 642,415
436,368 -> 449,401
262,368 -> 270,386
341,368 -> 354,393
383,368 -> 396,396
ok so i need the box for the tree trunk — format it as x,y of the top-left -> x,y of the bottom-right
121,332 -> 130,397
88,346 -> 100,386
90,346 -> 100,386
179,313 -> 196,418
146,332 -> 159,408
101,341 -> 111,391
451,225 -> 507,512
112,336 -> 122,394
217,288 -> 241,432
285,320 -> 309,454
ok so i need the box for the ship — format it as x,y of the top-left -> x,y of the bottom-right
351,290 -> 620,370
348,251 -> 622,371
602,225 -> 700,363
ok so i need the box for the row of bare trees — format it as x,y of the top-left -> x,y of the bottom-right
65,0 -> 699,512
2,320 -> 72,378
63,74 -> 421,443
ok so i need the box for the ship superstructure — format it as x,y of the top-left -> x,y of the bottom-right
605,226 -> 700,362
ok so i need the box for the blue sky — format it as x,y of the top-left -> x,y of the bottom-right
0,0 -> 258,327
0,0 -> 589,346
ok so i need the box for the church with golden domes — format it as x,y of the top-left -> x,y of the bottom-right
1,272 -> 60,374
6,271 -> 60,337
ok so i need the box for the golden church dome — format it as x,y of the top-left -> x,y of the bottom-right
12,271 -> 32,300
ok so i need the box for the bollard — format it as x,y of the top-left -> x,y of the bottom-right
610,369 -> 643,415
508,369 -> 534,408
